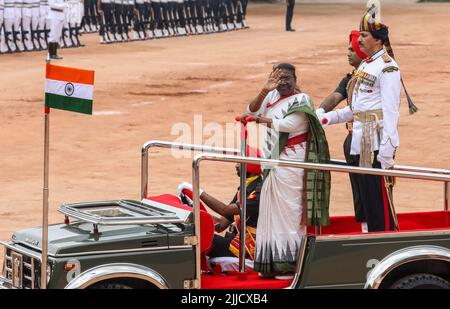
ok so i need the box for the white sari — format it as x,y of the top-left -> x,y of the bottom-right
247,90 -> 310,274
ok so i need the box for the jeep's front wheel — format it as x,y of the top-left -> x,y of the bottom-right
390,273 -> 450,289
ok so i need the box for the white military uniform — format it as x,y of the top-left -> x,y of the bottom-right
22,0 -> 34,49
3,0 -> 15,50
324,48 -> 401,169
39,0 -> 49,46
48,0 -> 66,43
0,0 -> 6,52
14,0 -> 25,50
30,0 -> 40,47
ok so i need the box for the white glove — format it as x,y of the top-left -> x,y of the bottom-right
315,108 -> 339,129
177,181 -> 204,196
377,141 -> 396,169
315,108 -> 328,128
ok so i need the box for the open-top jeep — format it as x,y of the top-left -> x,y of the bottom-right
1,140 -> 449,289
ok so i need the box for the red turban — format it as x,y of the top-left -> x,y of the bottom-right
246,145 -> 262,175
349,30 -> 367,60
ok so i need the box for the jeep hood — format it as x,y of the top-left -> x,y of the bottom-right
10,222 -> 185,256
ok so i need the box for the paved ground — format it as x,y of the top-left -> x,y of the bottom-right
0,3 -> 449,247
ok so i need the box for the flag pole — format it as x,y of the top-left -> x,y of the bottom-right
41,59 -> 50,289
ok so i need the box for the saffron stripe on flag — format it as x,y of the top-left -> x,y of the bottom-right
46,63 -> 95,85
45,93 -> 93,115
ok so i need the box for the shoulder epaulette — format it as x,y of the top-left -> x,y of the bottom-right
382,66 -> 399,73
382,54 -> 392,63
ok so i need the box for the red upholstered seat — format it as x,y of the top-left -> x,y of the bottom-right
148,195 -> 449,289
307,210 -> 450,236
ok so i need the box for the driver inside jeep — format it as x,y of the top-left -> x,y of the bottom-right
177,146 -> 262,274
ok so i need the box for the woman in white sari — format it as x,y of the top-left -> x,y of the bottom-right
243,63 -> 313,278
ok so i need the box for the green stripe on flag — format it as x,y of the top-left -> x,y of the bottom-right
45,93 -> 93,115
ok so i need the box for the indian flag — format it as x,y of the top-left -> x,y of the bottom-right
45,64 -> 95,115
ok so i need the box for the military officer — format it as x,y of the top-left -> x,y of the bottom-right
318,3 -> 405,232
3,0 -> 16,52
30,0 -> 41,49
22,0 -> 34,50
134,0 -> 147,39
0,0 -> 6,53
316,30 -> 368,232
97,0 -> 112,43
38,0 -> 49,49
47,0 -> 66,59
13,0 -> 25,51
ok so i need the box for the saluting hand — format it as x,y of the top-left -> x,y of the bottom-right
263,68 -> 283,92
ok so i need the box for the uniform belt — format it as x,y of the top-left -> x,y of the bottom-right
51,7 -> 63,12
353,109 -> 383,123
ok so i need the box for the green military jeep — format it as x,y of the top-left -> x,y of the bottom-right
1,140 -> 449,289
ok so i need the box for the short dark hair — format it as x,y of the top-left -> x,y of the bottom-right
273,63 -> 297,80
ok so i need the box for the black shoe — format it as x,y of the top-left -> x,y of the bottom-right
286,28 -> 296,32
50,54 -> 63,60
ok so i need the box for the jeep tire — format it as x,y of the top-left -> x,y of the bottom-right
390,273 -> 450,289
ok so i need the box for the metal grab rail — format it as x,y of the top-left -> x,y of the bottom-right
193,154 -> 450,182
141,140 -> 450,289
141,140 -> 450,200
192,153 -> 450,289
141,140 -> 240,199
330,159 -> 450,175
330,159 -> 449,211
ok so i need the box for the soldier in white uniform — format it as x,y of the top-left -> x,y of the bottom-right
67,0 -> 82,46
3,0 -> 16,51
30,0 -> 40,49
60,0 -> 71,47
159,0 -> 170,36
0,0 -> 6,53
134,0 -> 147,39
175,0 -> 186,35
38,0 -> 49,49
111,0 -> 122,41
21,0 -> 35,50
142,0 -> 154,38
183,0 -> 194,34
98,0 -> 113,43
82,0 -> 95,31
13,0 -> 25,51
47,0 -> 66,59
119,0 -> 131,40
317,4 -> 413,232
151,0 -> 162,37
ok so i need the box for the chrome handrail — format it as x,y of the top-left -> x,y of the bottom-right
330,159 -> 450,175
193,155 -> 450,182
330,159 -> 449,211
141,140 -> 240,199
141,141 -> 450,199
141,140 -> 450,289
192,153 -> 450,289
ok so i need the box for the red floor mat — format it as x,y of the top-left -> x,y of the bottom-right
201,272 -> 292,289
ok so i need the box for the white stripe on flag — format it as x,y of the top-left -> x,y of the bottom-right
45,79 -> 94,101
